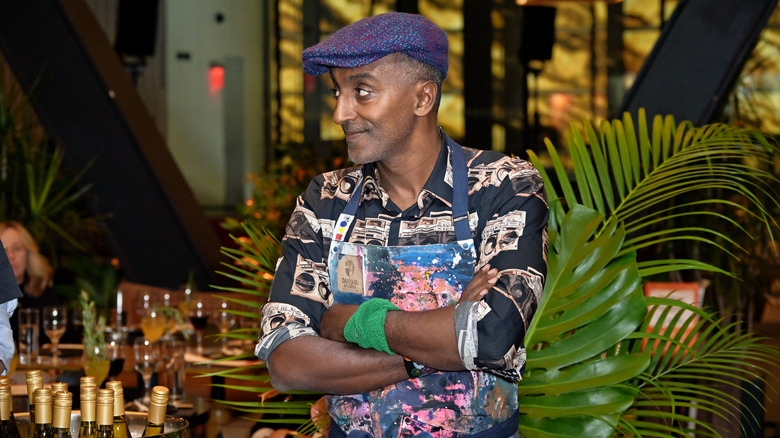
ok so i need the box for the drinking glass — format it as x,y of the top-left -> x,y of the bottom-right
140,307 -> 167,343
17,308 -> 39,365
160,339 -> 186,401
42,305 -> 67,360
133,337 -> 159,405
189,298 -> 209,354
212,300 -> 237,356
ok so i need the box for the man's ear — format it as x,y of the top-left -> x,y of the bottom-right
414,81 -> 437,117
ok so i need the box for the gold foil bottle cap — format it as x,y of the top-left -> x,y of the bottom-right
81,383 -> 97,401
51,382 -> 69,395
0,385 -> 12,415
0,390 -> 9,421
26,370 -> 43,401
0,376 -> 10,386
53,391 -> 72,408
34,387 -> 52,405
150,386 -> 169,406
96,389 -> 114,426
96,389 -> 114,404
80,376 -> 96,387
105,381 -> 126,416
34,388 -> 53,424
52,391 -> 72,429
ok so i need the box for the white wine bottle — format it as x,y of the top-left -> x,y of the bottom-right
0,385 -> 21,438
52,391 -> 72,438
25,371 -> 44,438
141,387 -> 169,437
104,382 -> 130,438
95,390 -> 113,438
78,383 -> 97,438
31,388 -> 53,438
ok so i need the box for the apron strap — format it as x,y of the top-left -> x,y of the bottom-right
445,132 -> 471,243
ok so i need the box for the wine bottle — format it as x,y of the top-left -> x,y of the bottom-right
32,388 -> 53,438
141,387 -> 169,437
95,390 -> 113,438
103,382 -> 130,438
52,391 -> 72,438
0,385 -> 21,438
25,371 -> 43,438
79,377 -> 96,388
78,384 -> 97,438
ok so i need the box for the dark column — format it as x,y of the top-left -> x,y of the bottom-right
463,0 -> 493,149
302,0 -> 321,144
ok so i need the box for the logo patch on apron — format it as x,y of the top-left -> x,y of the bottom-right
336,254 -> 364,295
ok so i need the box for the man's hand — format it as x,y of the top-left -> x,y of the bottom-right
458,265 -> 498,303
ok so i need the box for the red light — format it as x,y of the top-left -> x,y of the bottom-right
209,64 -> 225,93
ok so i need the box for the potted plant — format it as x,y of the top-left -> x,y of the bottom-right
207,109 -> 780,437
80,290 -> 110,385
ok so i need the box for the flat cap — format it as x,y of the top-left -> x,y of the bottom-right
302,12 -> 448,79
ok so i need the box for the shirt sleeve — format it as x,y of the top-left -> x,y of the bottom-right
454,158 -> 548,382
0,241 -> 23,305
0,299 -> 17,375
255,174 -> 344,362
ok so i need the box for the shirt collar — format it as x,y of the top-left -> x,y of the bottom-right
359,133 -> 454,210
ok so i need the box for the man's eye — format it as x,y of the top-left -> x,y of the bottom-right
330,88 -> 340,97
356,88 -> 369,97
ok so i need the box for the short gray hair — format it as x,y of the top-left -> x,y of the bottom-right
390,52 -> 443,109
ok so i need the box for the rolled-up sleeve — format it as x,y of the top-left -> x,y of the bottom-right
255,171 -> 352,362
455,161 -> 548,382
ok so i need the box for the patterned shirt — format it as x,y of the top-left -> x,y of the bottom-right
256,138 -> 548,382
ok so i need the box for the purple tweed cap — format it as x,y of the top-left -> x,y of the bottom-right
302,12 -> 448,79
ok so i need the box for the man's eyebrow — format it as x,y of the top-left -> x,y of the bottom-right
330,70 -> 379,86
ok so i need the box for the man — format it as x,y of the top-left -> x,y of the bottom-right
255,12 -> 548,437
0,237 -> 23,375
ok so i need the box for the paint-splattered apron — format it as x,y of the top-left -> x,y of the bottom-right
327,135 -> 518,437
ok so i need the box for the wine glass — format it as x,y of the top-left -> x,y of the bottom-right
160,339 -> 186,401
133,337 -> 159,405
140,307 -> 167,343
42,305 -> 67,361
189,297 -> 209,355
212,300 -> 237,356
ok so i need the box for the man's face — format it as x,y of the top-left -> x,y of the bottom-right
330,56 -> 419,165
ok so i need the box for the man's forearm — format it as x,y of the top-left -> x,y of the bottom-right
321,303 -> 465,371
267,335 -> 408,394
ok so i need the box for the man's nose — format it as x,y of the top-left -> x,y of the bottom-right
333,95 -> 355,126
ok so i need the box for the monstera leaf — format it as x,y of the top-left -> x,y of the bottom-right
520,109 -> 780,437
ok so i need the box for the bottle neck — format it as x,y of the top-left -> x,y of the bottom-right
96,403 -> 113,427
80,400 -> 96,423
0,397 -> 10,421
52,407 -> 71,429
35,403 -> 52,425
147,404 -> 165,425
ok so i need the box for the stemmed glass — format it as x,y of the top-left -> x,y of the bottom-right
189,298 -> 209,355
140,307 -> 167,343
42,305 -> 67,361
160,339 -> 186,401
212,300 -> 237,356
133,337 -> 159,405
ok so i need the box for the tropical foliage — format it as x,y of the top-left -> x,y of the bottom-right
519,108 -> 780,437
211,109 -> 780,437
